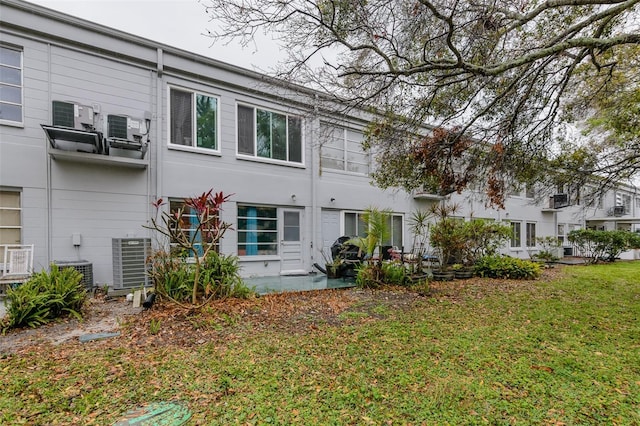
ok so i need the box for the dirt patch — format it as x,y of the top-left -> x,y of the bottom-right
0,296 -> 142,355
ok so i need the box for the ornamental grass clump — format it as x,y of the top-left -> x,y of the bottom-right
2,264 -> 86,332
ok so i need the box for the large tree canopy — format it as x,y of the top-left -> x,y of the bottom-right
204,0 -> 640,204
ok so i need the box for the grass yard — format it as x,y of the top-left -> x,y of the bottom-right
1,262 -> 639,425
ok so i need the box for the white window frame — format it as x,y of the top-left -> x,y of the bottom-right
237,204 -> 279,257
526,222 -> 537,247
621,194 -> 632,214
510,221 -> 522,248
320,123 -> 370,175
168,86 -> 220,154
0,190 -> 22,245
343,211 -> 404,249
236,103 -> 304,166
167,198 -> 220,257
0,45 -> 23,126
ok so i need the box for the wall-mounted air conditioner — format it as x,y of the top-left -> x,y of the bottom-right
112,238 -> 151,289
106,115 -> 148,159
52,101 -> 95,131
43,101 -> 103,153
552,194 -> 569,209
613,205 -> 625,216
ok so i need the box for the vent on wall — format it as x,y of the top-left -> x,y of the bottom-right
53,260 -> 94,290
112,238 -> 151,289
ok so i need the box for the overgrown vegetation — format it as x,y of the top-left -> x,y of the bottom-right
1,263 -> 639,424
145,189 -> 254,305
429,203 -> 511,268
568,229 -> 640,263
1,264 -> 86,332
475,255 -> 542,280
147,250 -> 253,304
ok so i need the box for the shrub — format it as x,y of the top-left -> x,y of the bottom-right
355,263 -> 382,289
2,264 -> 86,332
381,262 -> 408,286
356,261 -> 410,288
568,229 -> 640,263
147,250 -> 254,303
475,255 -> 541,280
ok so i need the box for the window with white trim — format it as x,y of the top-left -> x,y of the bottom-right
0,190 -> 21,244
168,199 -> 220,256
526,222 -> 536,247
621,194 -> 632,214
0,46 -> 23,125
510,221 -> 521,248
237,205 -> 278,256
344,211 -> 403,248
237,104 -> 302,163
320,123 -> 369,174
169,87 -> 219,151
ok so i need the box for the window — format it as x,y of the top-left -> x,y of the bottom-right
344,211 -> 403,248
525,184 -> 535,199
0,46 -> 22,125
636,197 -> 640,209
320,123 -> 369,174
237,205 -> 278,256
526,222 -> 536,247
510,222 -> 521,248
237,104 -> 302,163
170,87 -> 219,150
0,190 -> 21,244
557,224 -> 566,245
622,194 -> 632,214
168,199 -> 219,256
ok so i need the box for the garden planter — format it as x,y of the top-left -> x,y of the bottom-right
454,268 -> 474,279
432,270 -> 455,281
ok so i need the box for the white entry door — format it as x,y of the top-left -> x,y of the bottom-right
280,209 -> 305,275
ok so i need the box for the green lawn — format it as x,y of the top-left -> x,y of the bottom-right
1,262 -> 639,425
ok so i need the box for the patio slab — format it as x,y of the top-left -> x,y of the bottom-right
245,273 -> 355,295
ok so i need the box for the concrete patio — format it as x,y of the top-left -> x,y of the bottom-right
245,273 -> 355,295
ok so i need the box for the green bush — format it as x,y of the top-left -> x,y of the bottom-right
147,250 -> 254,303
381,262 -> 408,286
568,229 -> 640,263
2,264 -> 86,332
355,263 -> 382,289
475,255 -> 541,280
356,261 -> 410,288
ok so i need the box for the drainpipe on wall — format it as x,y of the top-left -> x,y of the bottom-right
310,94 -> 319,271
153,48 -> 164,249
46,43 -> 53,267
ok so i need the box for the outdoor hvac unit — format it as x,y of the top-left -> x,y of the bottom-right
613,205 -> 625,216
43,101 -> 102,153
112,238 -> 151,289
52,101 -> 95,131
106,115 -> 147,159
53,260 -> 94,290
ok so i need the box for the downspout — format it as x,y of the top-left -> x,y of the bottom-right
153,48 -> 164,249
46,43 -> 52,266
310,94 -> 318,271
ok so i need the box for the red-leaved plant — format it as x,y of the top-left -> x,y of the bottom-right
146,189 -> 233,304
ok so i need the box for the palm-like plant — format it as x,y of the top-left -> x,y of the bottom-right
348,206 -> 392,266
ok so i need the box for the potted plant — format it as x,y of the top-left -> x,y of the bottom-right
452,263 -> 474,279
